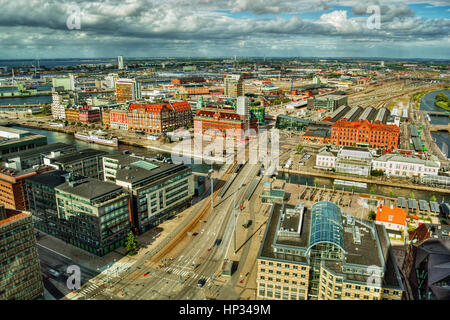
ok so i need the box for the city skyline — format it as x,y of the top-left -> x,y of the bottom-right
0,0 -> 449,60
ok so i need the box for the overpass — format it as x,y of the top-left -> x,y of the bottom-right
426,110 -> 450,117
429,123 -> 450,132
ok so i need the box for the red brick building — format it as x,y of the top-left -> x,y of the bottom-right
330,120 -> 399,151
79,109 -> 101,124
128,101 -> 192,134
109,108 -> 129,130
194,105 -> 258,141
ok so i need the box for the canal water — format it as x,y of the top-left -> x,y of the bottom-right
11,126 -> 220,174
419,89 -> 450,158
277,172 -> 448,203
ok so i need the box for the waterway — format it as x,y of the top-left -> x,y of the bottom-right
277,172 -> 448,203
420,89 -> 450,158
11,126 -> 220,174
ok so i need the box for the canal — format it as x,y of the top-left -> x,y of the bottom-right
11,126 -> 221,174
420,89 -> 450,158
277,172 -> 448,203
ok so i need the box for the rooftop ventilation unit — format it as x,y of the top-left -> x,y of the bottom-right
352,225 -> 361,244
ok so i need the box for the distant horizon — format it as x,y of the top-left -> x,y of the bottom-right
1,1 -> 448,60
1,56 -> 449,62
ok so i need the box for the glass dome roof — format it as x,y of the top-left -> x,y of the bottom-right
307,201 -> 345,254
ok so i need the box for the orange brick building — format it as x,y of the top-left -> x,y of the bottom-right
194,105 -> 258,140
0,166 -> 51,211
128,101 -> 192,134
330,120 -> 399,151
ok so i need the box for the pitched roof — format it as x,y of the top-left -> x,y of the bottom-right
376,205 -> 407,225
129,101 -> 191,114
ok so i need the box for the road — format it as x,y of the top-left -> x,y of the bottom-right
37,244 -> 100,299
76,160 -> 261,300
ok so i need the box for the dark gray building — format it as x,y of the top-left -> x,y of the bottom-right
45,148 -> 108,180
1,143 -> 76,170
103,153 -> 194,233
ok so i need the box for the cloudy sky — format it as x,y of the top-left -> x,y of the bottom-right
0,0 -> 449,60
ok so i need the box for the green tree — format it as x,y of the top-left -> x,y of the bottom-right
409,192 -> 415,199
125,231 -> 137,256
370,187 -> 375,194
430,195 -> 437,202
435,92 -> 448,102
389,191 -> 394,198
296,144 -> 303,154
368,210 -> 376,221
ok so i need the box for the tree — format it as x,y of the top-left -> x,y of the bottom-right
370,187 -> 375,194
430,195 -> 437,202
125,231 -> 137,256
435,92 -> 448,102
389,191 -> 394,198
409,192 -> 415,199
296,144 -> 303,154
368,210 -> 376,221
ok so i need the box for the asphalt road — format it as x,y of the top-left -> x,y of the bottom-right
82,161 -> 261,300
37,244 -> 100,299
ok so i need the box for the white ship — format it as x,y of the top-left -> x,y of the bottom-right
74,130 -> 119,147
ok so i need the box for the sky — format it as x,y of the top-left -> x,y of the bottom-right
0,0 -> 449,60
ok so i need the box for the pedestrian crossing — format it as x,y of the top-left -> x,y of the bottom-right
77,282 -> 100,296
163,265 -> 214,283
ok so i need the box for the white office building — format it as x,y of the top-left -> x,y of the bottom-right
372,154 -> 440,178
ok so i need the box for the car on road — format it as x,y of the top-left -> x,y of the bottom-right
48,269 -> 60,278
298,161 -> 305,166
197,279 -> 206,287
214,239 -> 222,246
303,154 -> 311,160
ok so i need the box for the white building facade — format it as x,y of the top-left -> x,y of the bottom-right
372,154 -> 440,178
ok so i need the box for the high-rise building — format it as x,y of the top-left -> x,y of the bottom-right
0,205 -> 44,300
53,175 -> 131,256
115,78 -> 141,104
256,201 -> 404,300
102,153 -> 194,233
224,74 -> 244,98
118,56 -> 124,70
